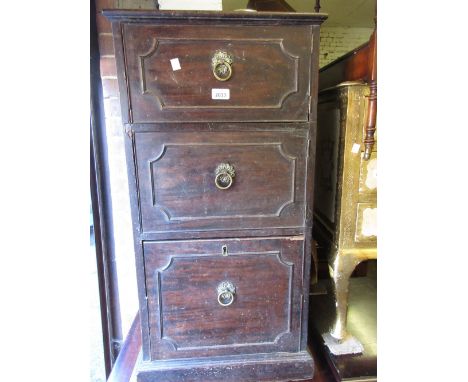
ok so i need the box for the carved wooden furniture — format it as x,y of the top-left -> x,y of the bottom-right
314,82 -> 377,353
313,29 -> 377,354
104,9 -> 326,382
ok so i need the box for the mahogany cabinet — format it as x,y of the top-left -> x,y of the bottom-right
104,9 -> 326,381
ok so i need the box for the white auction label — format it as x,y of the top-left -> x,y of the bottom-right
170,58 -> 181,71
212,88 -> 230,100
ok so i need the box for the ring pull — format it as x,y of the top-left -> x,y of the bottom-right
212,51 -> 233,82
215,163 -> 235,190
217,281 -> 236,307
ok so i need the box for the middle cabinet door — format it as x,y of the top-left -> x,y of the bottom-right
134,128 -> 308,233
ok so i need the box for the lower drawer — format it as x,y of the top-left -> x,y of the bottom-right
143,236 -> 305,360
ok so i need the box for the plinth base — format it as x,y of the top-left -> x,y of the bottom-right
136,350 -> 314,382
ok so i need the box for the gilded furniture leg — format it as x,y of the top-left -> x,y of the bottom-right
323,248 -> 376,355
329,250 -> 365,341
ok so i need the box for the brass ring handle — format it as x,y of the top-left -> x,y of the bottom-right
217,281 -> 236,307
213,62 -> 232,81
212,51 -> 233,82
215,163 -> 235,190
215,172 -> 233,190
218,290 -> 234,306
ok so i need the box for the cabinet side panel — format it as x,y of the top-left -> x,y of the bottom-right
123,129 -> 151,359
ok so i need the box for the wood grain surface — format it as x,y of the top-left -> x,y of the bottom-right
143,236 -> 304,360
121,24 -> 312,123
133,128 -> 308,233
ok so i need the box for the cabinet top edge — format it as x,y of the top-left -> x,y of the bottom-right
102,9 -> 328,25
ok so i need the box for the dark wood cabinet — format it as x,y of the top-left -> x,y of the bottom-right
104,9 -> 326,382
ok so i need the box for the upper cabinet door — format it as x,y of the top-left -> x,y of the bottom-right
119,24 -> 313,123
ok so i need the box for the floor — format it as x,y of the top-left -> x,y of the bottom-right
347,261 -> 377,355
90,230 -> 106,382
309,260 -> 377,381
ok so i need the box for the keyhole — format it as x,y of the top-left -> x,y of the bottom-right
221,245 -> 228,256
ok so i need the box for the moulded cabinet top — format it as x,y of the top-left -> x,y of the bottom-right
102,9 -> 328,25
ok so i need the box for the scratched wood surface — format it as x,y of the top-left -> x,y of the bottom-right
122,24 -> 312,123
143,237 -> 304,359
104,8 -> 326,382
133,128 -> 308,233
108,313 -> 336,382
105,10 -> 327,124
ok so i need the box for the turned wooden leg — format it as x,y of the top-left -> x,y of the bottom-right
329,250 -> 364,341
